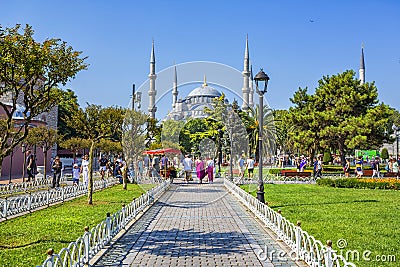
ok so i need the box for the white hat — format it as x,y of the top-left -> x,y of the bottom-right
73,163 -> 78,167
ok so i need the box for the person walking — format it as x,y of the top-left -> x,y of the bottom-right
238,155 -> 245,178
195,156 -> 206,183
51,156 -> 62,188
206,157 -> 215,183
99,155 -> 108,179
25,150 -> 35,182
315,156 -> 323,178
344,158 -> 351,178
182,154 -> 193,183
246,156 -> 255,179
371,156 -> 380,178
355,156 -> 363,178
81,154 -> 89,185
72,163 -> 80,185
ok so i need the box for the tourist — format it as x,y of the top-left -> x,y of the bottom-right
344,159 -> 351,178
315,156 -> 323,178
152,155 -> 160,177
51,156 -> 62,188
392,158 -> 399,175
371,157 -> 380,178
246,156 -> 255,179
195,156 -> 206,183
355,156 -> 363,178
182,154 -> 193,183
81,154 -> 89,185
312,157 -> 318,178
25,150 -> 35,182
237,155 -> 245,178
161,154 -> 168,177
143,154 -> 150,177
299,155 -> 307,172
206,157 -> 214,183
72,163 -> 80,185
99,154 -> 108,179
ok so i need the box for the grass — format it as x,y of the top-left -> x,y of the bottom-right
241,183 -> 400,267
0,183 -> 154,267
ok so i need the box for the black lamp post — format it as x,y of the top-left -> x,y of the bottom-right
254,68 -> 270,204
21,144 -> 26,182
229,111 -> 234,181
392,124 -> 400,161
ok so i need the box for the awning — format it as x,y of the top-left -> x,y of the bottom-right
143,148 -> 181,155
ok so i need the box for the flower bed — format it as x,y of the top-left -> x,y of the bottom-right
317,177 -> 400,190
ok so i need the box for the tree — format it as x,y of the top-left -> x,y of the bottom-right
57,88 -> 80,140
288,70 -> 392,164
65,104 -> 124,204
25,126 -> 59,177
0,24 -> 87,176
122,109 -> 148,188
59,137 -> 91,161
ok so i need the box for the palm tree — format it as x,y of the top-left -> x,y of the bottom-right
243,105 -> 277,161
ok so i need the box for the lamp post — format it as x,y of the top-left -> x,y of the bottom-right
21,144 -> 26,182
392,124 -> 400,161
217,129 -> 222,177
254,68 -> 270,204
229,111 -> 234,181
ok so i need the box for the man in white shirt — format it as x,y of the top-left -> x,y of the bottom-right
246,156 -> 255,179
182,154 -> 193,183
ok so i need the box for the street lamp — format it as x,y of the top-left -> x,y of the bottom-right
131,84 -> 142,110
228,111 -> 234,181
21,144 -> 26,182
392,124 -> 400,161
254,68 -> 270,204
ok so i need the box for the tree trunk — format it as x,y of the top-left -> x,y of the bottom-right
338,140 -> 346,167
87,141 -> 95,205
123,158 -> 128,190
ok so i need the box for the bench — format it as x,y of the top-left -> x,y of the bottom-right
384,172 -> 399,178
281,171 -> 312,178
362,169 -> 373,177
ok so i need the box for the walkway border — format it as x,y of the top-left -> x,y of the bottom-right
224,178 -> 355,267
39,180 -> 170,267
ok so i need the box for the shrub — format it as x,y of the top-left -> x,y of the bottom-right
323,151 -> 333,164
317,178 -> 400,190
381,148 -> 389,160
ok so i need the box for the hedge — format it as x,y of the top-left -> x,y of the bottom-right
316,178 -> 400,190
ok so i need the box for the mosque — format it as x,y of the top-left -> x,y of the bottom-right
146,37 -> 255,121
145,38 -> 366,121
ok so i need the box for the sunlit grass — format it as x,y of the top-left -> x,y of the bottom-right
241,183 -> 400,267
0,183 -> 154,267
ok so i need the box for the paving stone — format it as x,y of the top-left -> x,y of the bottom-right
93,179 -> 302,267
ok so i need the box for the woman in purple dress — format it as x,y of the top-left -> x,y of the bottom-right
195,156 -> 205,183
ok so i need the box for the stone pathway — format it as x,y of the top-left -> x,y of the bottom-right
94,178 -> 303,267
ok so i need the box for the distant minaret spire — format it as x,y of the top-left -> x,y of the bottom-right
148,39 -> 157,119
242,34 -> 250,110
248,64 -> 254,107
359,43 -> 365,85
172,63 -> 178,109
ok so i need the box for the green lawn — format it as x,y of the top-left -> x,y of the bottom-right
241,183 -> 400,267
0,184 -> 154,267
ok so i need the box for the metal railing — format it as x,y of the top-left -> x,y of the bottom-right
39,180 -> 170,267
0,177 -> 119,220
0,176 -> 64,196
224,178 -> 355,267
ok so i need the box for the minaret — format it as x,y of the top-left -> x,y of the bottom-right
241,35 -> 250,110
359,44 -> 365,85
248,65 -> 254,107
148,40 -> 157,119
172,64 -> 178,109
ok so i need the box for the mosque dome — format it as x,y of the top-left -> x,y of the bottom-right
187,76 -> 221,98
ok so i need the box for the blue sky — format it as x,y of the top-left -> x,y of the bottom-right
2,0 -> 400,119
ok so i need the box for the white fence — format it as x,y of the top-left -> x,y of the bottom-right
40,180 -> 170,267
0,176 -> 66,196
224,178 -> 355,267
0,177 -> 119,220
